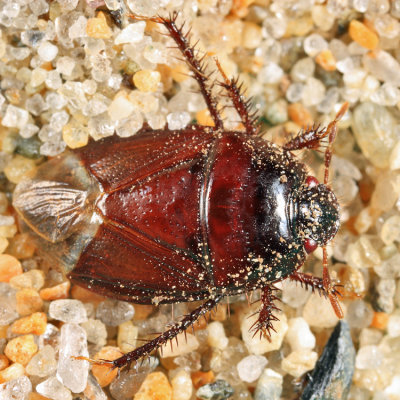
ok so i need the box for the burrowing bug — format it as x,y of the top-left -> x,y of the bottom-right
12,13 -> 347,370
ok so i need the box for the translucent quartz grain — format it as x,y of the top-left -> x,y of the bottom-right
290,57 -> 315,82
286,317 -> 316,351
374,14 -> 400,38
108,96 -> 135,121
254,368 -> 283,400
80,319 -> 107,347
115,22 -> 146,45
57,323 -> 89,393
376,278 -> 396,313
370,83 -> 400,106
258,62 -> 283,84
26,345 -> 57,377
37,41 -> 58,62
171,369 -> 192,400
242,21 -> 262,49
68,16 -> 87,40
36,376 -> 72,400
302,77 -> 326,106
237,355 -> 268,383
109,367 -> 150,400
2,105 -> 28,129
387,310 -> 400,337
144,42 -> 168,64
49,299 -> 87,324
95,299 -> 134,326
0,376 -> 32,400
286,83 -> 304,103
117,320 -> 138,353
30,67 -> 47,87
356,345 -> 384,369
346,300 -> 374,330
126,0 -> 160,17
345,236 -> 381,269
62,121 -> 89,149
207,321 -> 228,350
359,328 -> 384,348
116,112 -> 144,137
311,6 -> 335,31
264,99 -> 288,125
390,141 -> 400,170
55,57 -> 75,76
281,280 -> 311,308
50,110 -> 69,131
303,33 -> 328,57
352,102 -> 397,169
281,349 -> 318,378
29,0 -> 49,15
133,70 -> 161,92
167,111 -> 191,130
261,15 -> 286,39
88,113 -> 115,140
84,373 -> 107,400
363,50 -> 400,86
374,253 -> 400,279
10,269 -> 44,290
20,124 -> 39,139
303,294 -> 345,328
371,171 -> 400,212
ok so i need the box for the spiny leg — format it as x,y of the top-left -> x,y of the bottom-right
250,285 -> 281,339
322,247 -> 344,318
130,13 -> 224,130
289,271 -> 342,298
78,295 -> 223,370
290,269 -> 343,318
283,102 -> 348,154
214,59 -> 260,136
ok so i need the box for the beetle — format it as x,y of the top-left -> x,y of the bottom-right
12,13 -> 346,370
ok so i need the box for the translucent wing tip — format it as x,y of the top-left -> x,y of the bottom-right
13,179 -> 88,243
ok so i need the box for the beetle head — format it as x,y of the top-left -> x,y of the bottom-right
296,176 -> 340,253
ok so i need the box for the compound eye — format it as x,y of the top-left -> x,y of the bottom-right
306,176 -> 319,188
304,238 -> 318,253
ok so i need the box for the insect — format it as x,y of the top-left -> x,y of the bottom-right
12,13 -> 347,370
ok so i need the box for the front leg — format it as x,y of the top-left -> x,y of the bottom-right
289,271 -> 343,318
250,285 -> 281,339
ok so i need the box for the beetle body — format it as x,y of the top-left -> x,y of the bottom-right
13,127 -> 313,304
11,13 -> 345,369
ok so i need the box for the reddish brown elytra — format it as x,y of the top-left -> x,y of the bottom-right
12,13 -> 347,370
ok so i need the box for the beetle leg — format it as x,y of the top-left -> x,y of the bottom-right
214,59 -> 260,136
289,269 -> 344,318
283,103 -> 348,156
95,295 -> 223,370
130,12 -> 224,131
250,285 -> 281,339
